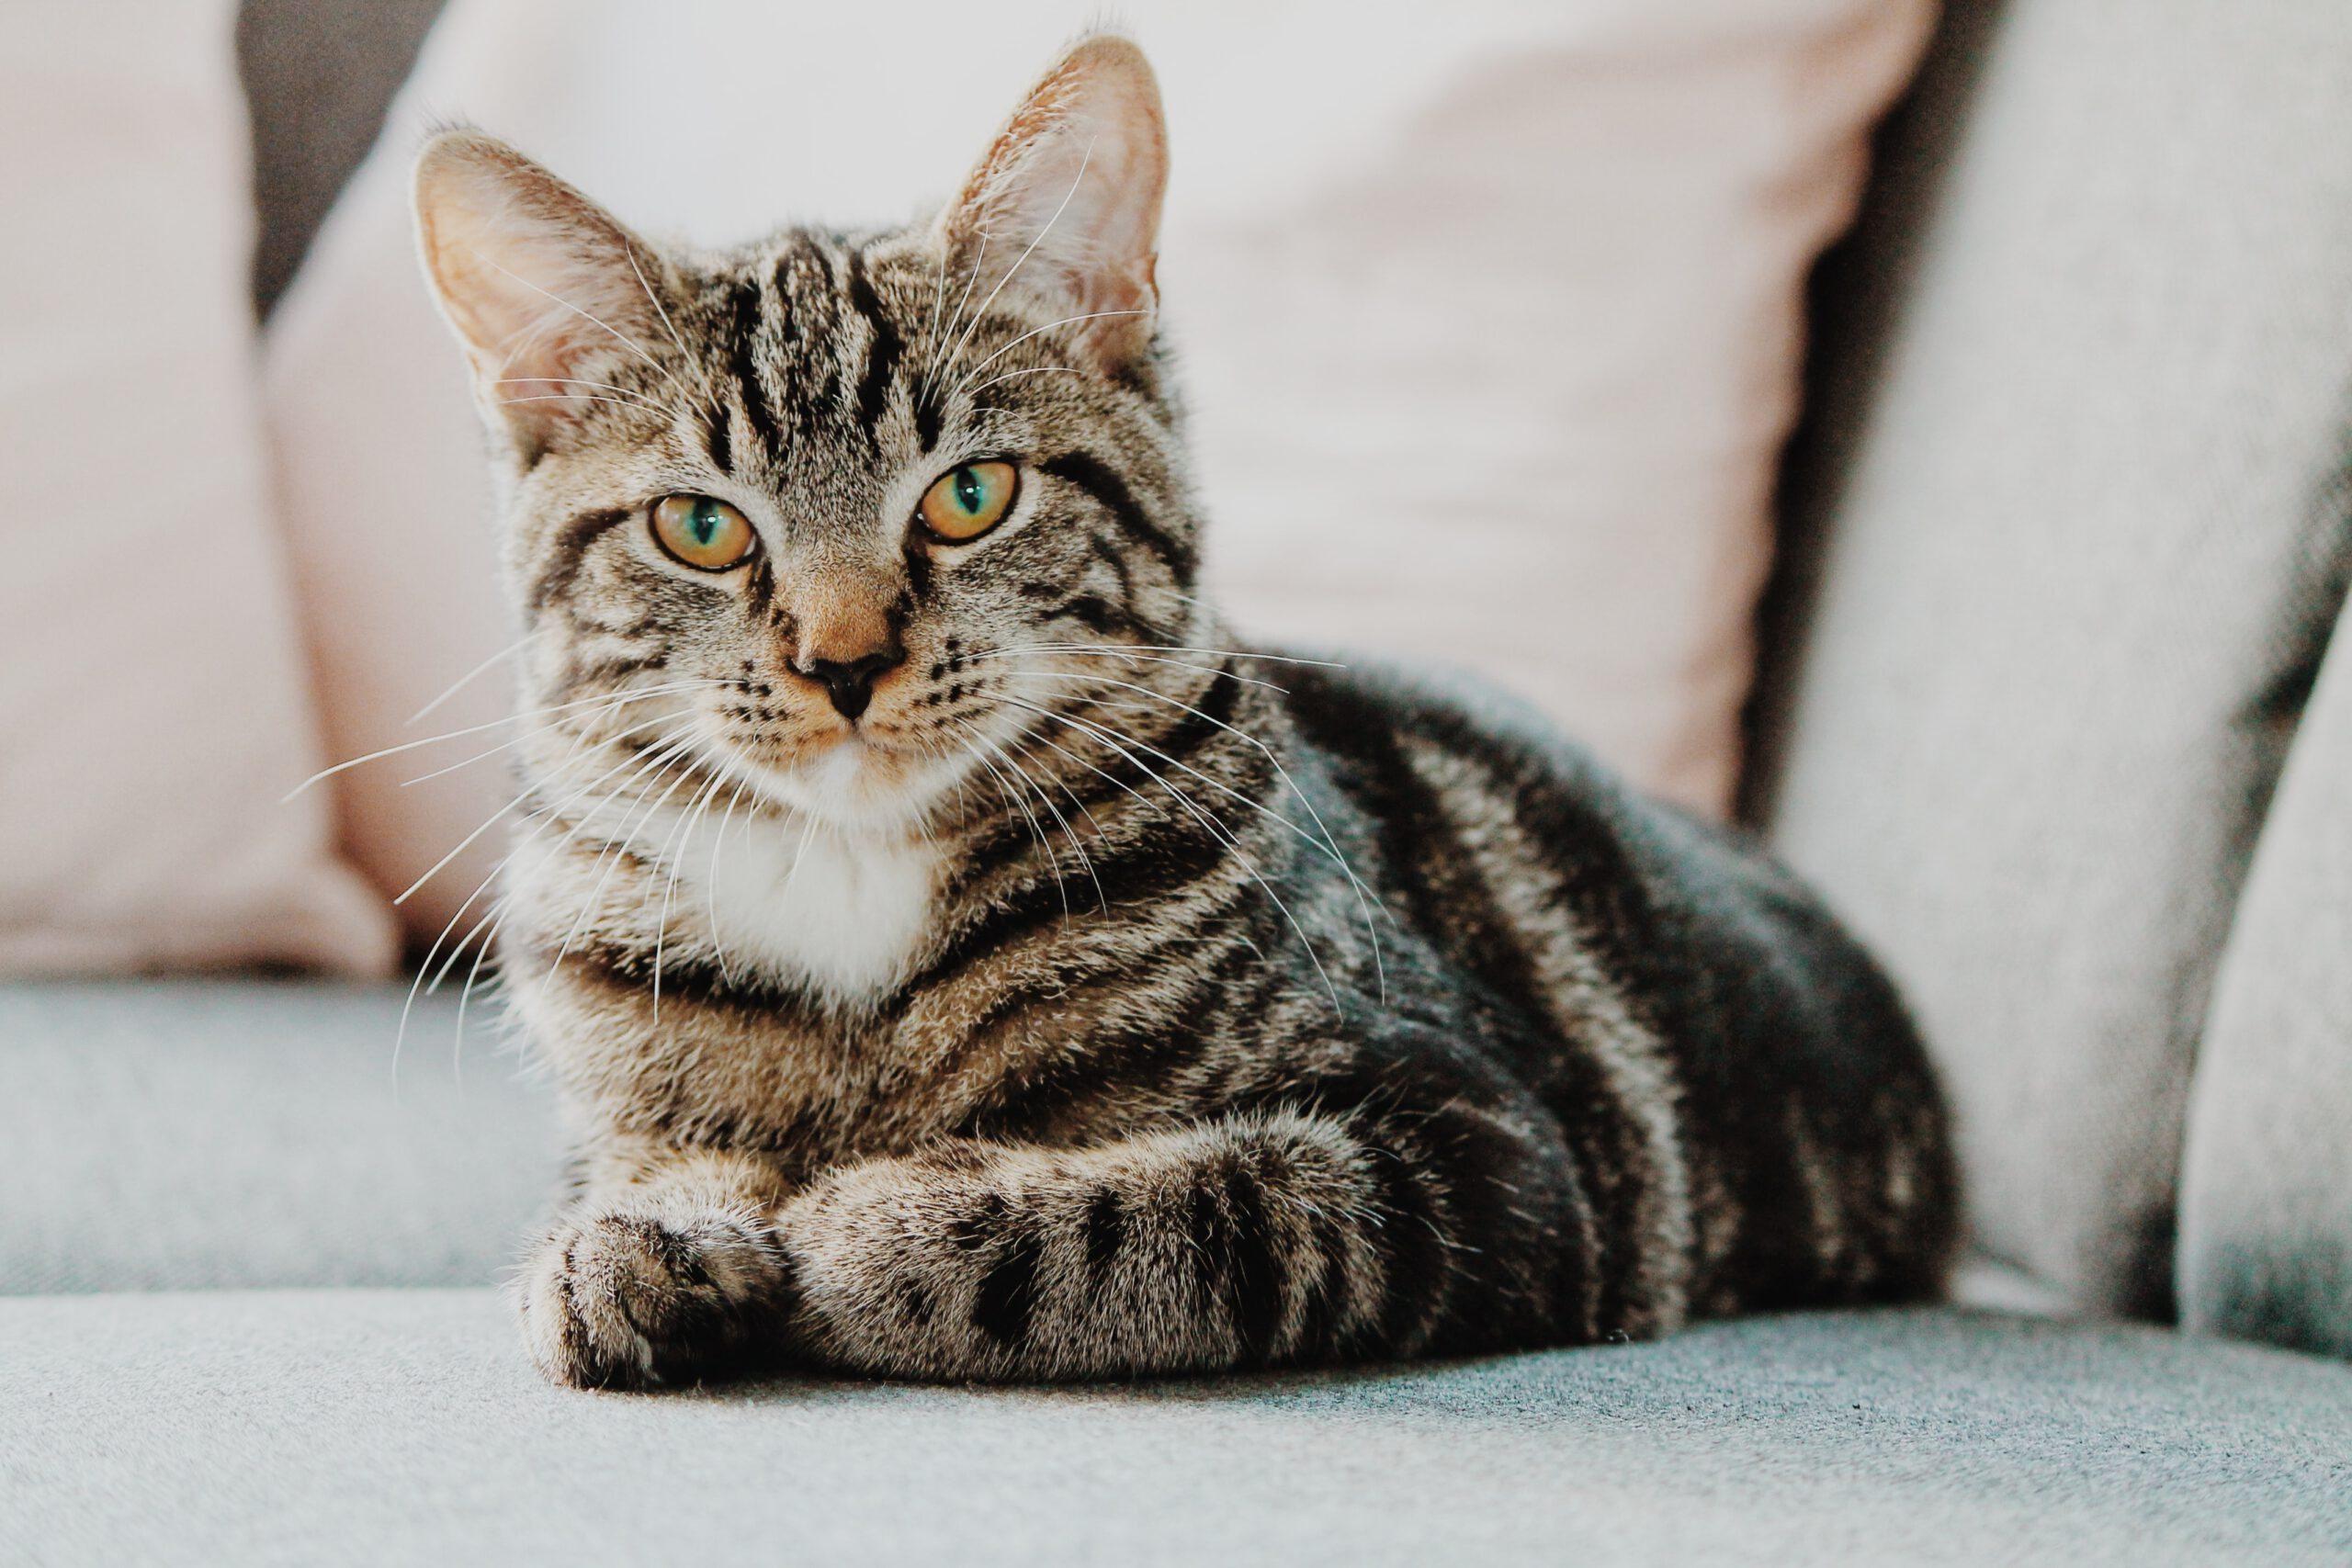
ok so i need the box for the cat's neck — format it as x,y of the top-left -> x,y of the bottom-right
667,803 -> 942,1010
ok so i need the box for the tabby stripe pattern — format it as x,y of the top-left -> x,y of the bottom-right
409,52 -> 1956,1393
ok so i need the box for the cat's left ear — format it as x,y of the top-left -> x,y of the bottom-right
937,34 -> 1168,369
413,130 -> 673,456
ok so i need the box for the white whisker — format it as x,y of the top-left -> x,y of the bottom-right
395,845 -> 514,1089
286,679 -> 724,800
705,776 -> 754,984
430,889 -> 511,1085
1019,669 -> 1388,1004
408,631 -> 540,727
949,310 -> 1152,398
957,722 -> 1067,919
964,366 -> 1084,401
922,231 -> 990,404
1000,695 -> 1345,1015
548,734 -> 714,983
492,376 -> 693,425
958,716 -> 1100,916
941,139 -> 1096,383
624,242 -> 692,362
988,643 -> 1348,670
780,812 -> 821,905
477,253 -> 689,398
650,768 -> 732,1019
987,650 -> 1288,694
452,897 -> 508,1087
992,724 -> 1105,913
390,712 -> 709,1077
919,249 -> 951,400
392,703 -> 710,907
496,393 -> 677,418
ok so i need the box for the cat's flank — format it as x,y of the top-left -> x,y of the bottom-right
413,35 -> 1956,1389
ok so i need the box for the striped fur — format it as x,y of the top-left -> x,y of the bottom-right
413,36 -> 1957,1391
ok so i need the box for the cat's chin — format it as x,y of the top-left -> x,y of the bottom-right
733,733 -> 966,836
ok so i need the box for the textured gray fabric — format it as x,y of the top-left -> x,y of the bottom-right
237,0 -> 446,315
6,1292 -> 2350,1567
2178,585 -> 2352,1359
0,980 -> 558,1292
1760,0 -> 2352,1314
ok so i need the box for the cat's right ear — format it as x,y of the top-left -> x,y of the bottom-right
413,130 -> 673,456
936,35 -> 1168,371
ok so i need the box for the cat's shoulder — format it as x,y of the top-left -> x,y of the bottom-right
1272,648 -> 1785,902
1273,649 -> 1623,801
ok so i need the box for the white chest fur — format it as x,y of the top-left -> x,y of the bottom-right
663,805 -> 941,1004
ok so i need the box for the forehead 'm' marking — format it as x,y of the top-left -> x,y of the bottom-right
726,276 -> 780,465
704,402 -> 733,475
843,245 -> 904,453
775,234 -> 834,317
775,236 -> 842,423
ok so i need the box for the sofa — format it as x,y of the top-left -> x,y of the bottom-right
9,2 -> 2352,1562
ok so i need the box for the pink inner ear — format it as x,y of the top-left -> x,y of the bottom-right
945,38 -> 1169,325
415,136 -> 664,437
470,253 -> 624,400
434,223 -> 620,378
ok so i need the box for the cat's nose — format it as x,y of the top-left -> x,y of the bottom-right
797,649 -> 905,721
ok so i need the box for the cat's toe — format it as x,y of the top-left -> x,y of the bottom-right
516,1208 -> 788,1390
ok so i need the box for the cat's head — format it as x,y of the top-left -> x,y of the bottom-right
413,35 -> 1200,833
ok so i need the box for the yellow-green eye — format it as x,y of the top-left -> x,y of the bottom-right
650,494 -> 755,570
918,461 -> 1018,543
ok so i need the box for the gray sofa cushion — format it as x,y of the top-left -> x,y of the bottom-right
2178,586 -> 2352,1359
1758,0 -> 2352,1315
0,980 -> 556,1292
0,980 -> 2073,1305
6,1292 -> 2349,1567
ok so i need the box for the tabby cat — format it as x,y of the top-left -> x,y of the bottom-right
410,33 -> 1957,1390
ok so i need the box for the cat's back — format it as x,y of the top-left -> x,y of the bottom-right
1278,652 -> 1961,1313
1276,649 -> 1800,974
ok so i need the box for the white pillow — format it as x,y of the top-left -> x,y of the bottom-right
265,0 -> 1929,944
0,1 -> 392,975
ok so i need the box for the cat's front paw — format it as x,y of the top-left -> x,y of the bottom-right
515,1204 -> 793,1391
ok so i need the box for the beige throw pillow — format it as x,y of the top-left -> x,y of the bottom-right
265,0 -> 1930,943
0,2 -> 393,975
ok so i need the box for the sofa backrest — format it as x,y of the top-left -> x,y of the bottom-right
239,0 -> 444,316
241,0 -> 2352,1359
1752,0 -> 2352,1352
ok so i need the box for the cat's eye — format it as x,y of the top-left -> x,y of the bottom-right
917,461 -> 1019,543
650,495 -> 756,570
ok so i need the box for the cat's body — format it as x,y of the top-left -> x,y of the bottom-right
413,36 -> 1956,1390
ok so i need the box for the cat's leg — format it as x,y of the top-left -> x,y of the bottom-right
772,1104 -> 1579,1381
521,1101 -> 1583,1389
514,1142 -> 797,1390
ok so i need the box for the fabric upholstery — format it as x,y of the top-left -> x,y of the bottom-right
0,981 -> 557,1293
1758,0 -> 2352,1316
7,1291 -> 2350,1566
0,976 -> 2067,1310
0,2 -> 392,976
260,0 -> 1931,942
237,0 -> 446,316
2177,584 -> 2352,1359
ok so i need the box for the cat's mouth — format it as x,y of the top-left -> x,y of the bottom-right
715,725 -> 968,834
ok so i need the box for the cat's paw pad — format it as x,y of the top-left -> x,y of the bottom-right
516,1206 -> 791,1391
